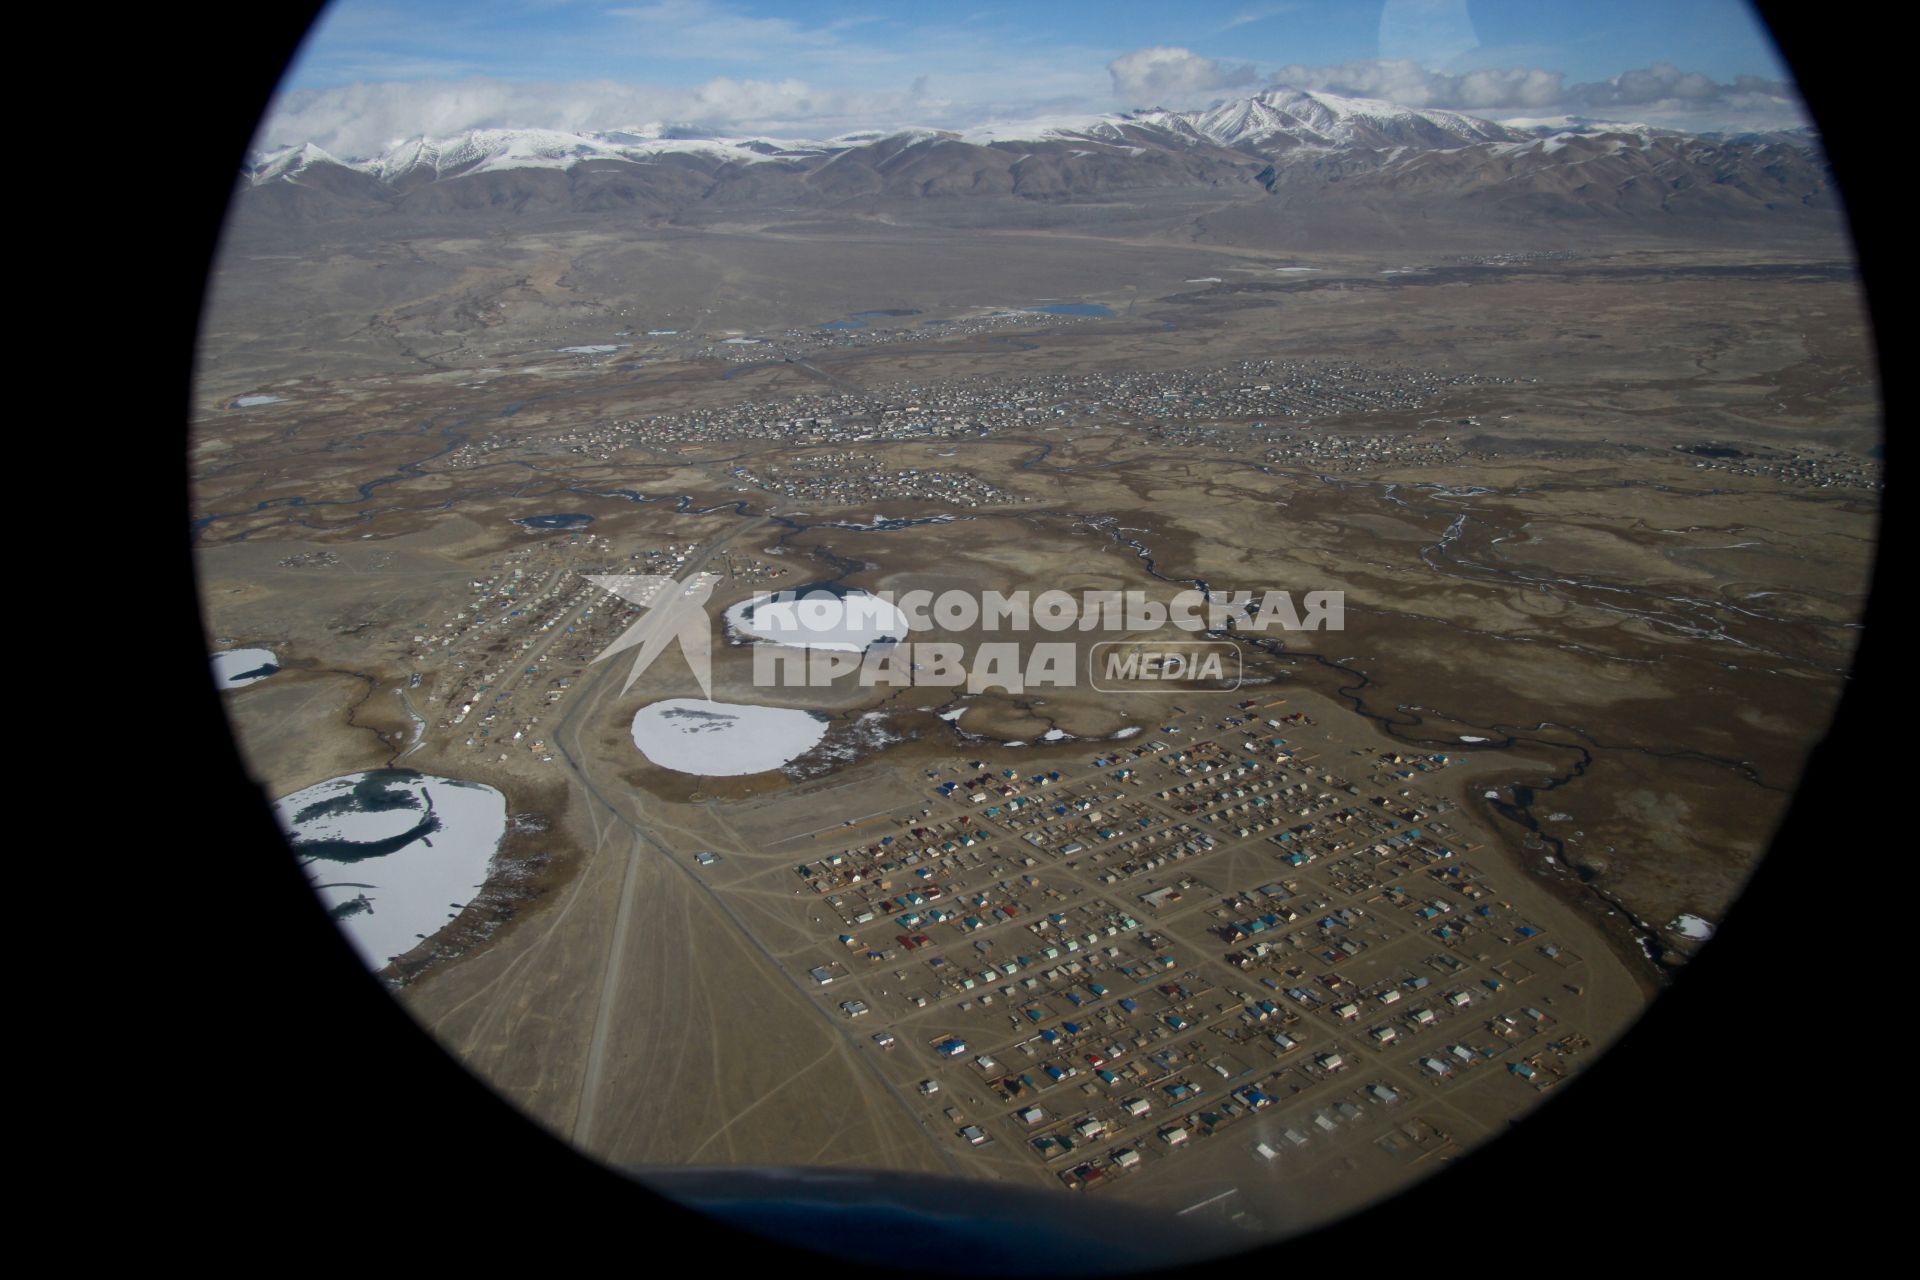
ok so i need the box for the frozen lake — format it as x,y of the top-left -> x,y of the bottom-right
275,769 -> 508,969
211,647 -> 279,689
725,584 -> 911,652
1669,913 -> 1716,941
632,699 -> 831,775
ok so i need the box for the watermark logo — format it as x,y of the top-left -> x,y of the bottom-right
585,571 -> 721,697
587,576 -> 1338,695
1089,640 -> 1242,692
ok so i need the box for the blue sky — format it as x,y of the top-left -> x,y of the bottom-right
266,1 -> 1808,155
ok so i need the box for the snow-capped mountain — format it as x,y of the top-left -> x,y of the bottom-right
250,88 -> 1536,181
252,140 -> 347,183
1189,87 -> 1527,150
252,127 -> 820,188
238,86 -> 1834,235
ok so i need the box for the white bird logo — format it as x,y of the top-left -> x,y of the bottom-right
585,571 -> 721,698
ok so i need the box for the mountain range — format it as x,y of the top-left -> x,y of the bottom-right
239,87 -> 1836,236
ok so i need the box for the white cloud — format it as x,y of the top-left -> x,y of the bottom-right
1262,58 -> 1809,131
1554,63 -> 1808,131
1108,46 -> 1257,107
258,76 -> 934,156
256,48 -> 1813,160
1569,62 -> 1768,108
1266,58 -> 1561,110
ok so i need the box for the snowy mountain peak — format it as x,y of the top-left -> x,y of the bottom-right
237,88 -> 1828,234
1192,86 -> 1527,149
245,89 -> 1553,186
253,140 -> 346,183
248,125 -> 810,186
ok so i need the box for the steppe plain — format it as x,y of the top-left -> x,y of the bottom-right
193,196 -> 1877,1238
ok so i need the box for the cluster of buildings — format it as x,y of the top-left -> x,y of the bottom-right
1100,360 -> 1517,428
1259,429 -> 1475,473
404,535 -> 716,763
728,452 -> 1033,508
276,549 -> 341,569
439,357 -> 1517,472
763,712 -> 1602,1190
1676,443 -> 1882,491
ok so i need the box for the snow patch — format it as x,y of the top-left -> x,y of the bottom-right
725,588 -> 911,652
276,770 -> 507,970
631,699 -> 830,776
1668,913 -> 1715,941
211,648 -> 279,689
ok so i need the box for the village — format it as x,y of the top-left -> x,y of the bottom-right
1257,428 -> 1475,472
391,534 -> 796,765
188,13 -> 1880,1241
1676,442 -> 1883,491
699,703 -> 1603,1196
726,452 -> 1034,508
437,358 -> 1520,470
223,497 -> 1617,1205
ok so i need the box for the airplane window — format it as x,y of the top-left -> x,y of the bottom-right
185,2 -> 1879,1269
